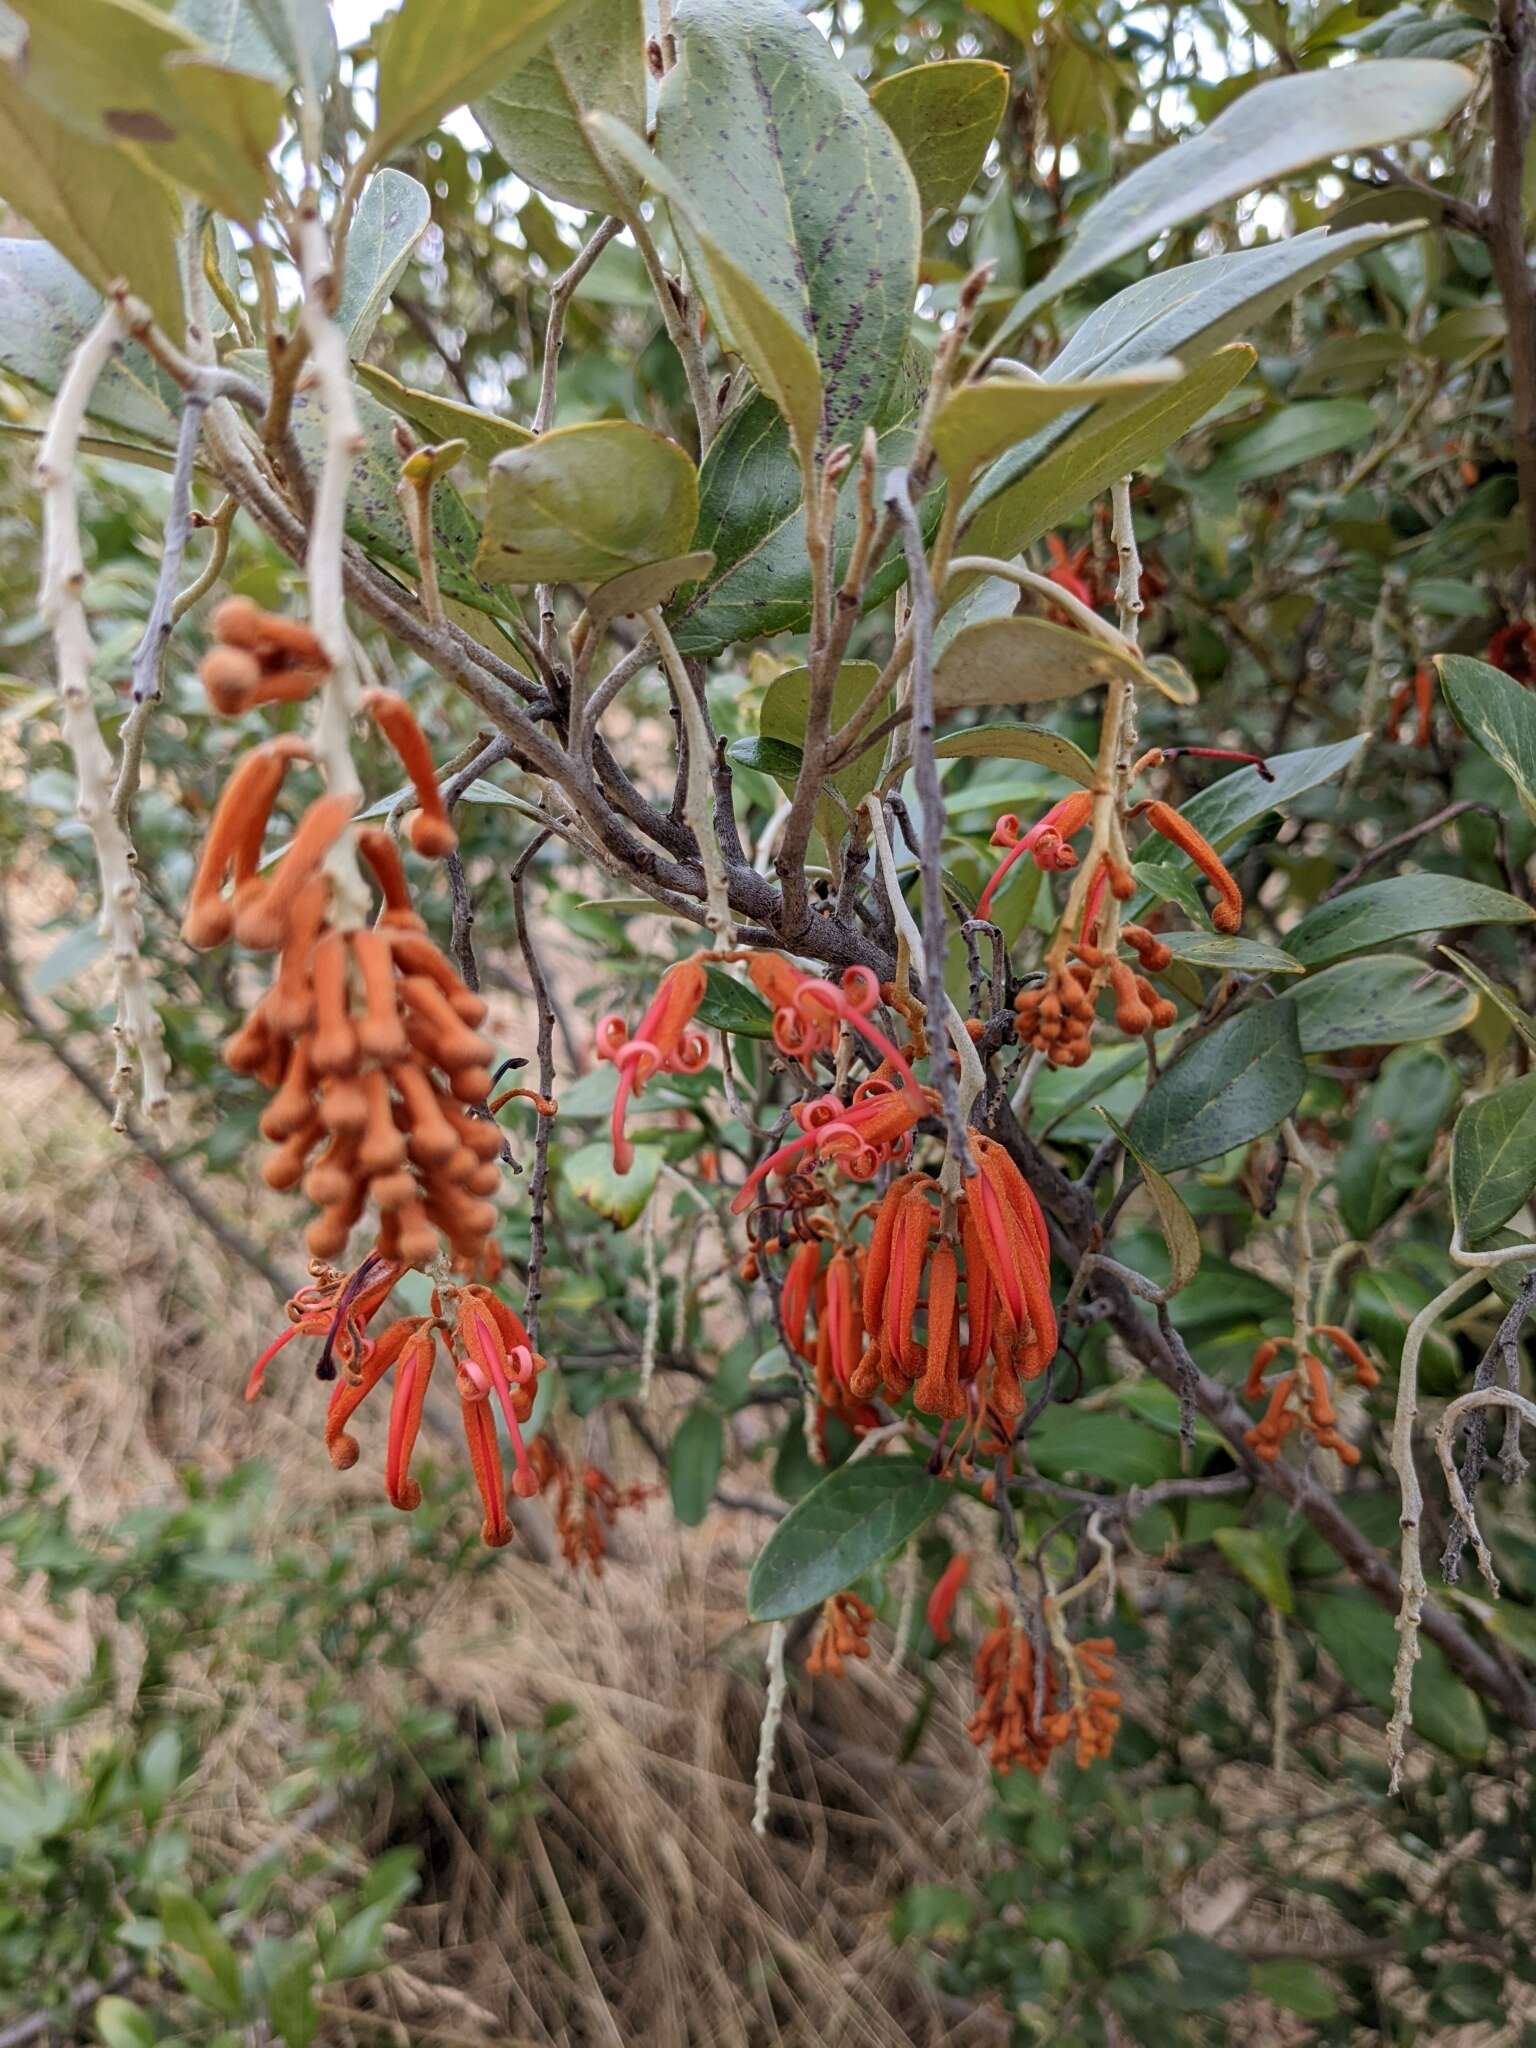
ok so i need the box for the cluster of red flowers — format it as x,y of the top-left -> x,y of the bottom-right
248,1259 -> 548,1545
527,1437 -> 654,1574
1242,1324 -> 1379,1466
968,1610 -> 1121,1774
850,1136 -> 1057,1431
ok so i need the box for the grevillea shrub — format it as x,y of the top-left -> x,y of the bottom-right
3,0 -> 1536,2035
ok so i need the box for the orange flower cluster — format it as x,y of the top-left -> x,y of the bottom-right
1057,1637 -> 1121,1767
968,1610 -> 1121,1775
967,1610 -> 1061,1774
1009,789 -> 1244,1067
248,1261 -> 548,1546
200,597 -> 330,713
849,1136 -> 1057,1431
183,645 -> 539,1276
806,1591 -> 875,1677
779,1230 -> 881,1439
1242,1325 -> 1379,1466
527,1437 -> 653,1575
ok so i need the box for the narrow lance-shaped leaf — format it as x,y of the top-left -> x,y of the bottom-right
988,58 -> 1473,350
337,170 -> 432,355
1098,1109 -> 1201,1298
931,363 -> 1182,489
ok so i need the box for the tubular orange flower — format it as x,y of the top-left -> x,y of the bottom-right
597,956 -> 711,1174
730,1077 -> 929,1215
780,1237 -> 823,1363
361,689 -> 457,858
183,736 -> 312,950
967,1609 -> 1063,1775
1135,800 -> 1243,934
926,1552 -> 970,1644
976,793 -> 1094,919
1314,1324 -> 1380,1389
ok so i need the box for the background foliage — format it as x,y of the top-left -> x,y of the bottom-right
2,0 -> 1536,2041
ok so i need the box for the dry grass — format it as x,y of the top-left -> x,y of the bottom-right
0,1027 -> 1006,2047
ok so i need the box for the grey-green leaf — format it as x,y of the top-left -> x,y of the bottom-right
369,0 -> 586,166
747,1458 -> 949,1621
869,58 -> 1009,215
1129,1000 -> 1305,1171
1286,875 -> 1534,967
931,721 -> 1097,787
1158,931 -> 1303,976
934,614 -> 1193,711
338,169 -> 431,354
0,239 -> 181,444
1290,954 -> 1477,1052
474,0 -> 645,212
477,420 -> 699,585
1099,1108 -> 1201,1297
355,362 -> 533,464
1199,397 -> 1377,489
1437,651 -> 1536,823
989,58 -> 1473,348
1451,1076 -> 1536,1245
650,0 -> 920,450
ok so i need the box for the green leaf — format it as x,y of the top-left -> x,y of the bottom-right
669,1405 -> 724,1528
646,0 -> 919,451
4,0 -> 283,221
1286,874 -> 1534,967
1157,931 -> 1302,975
1451,1075 -> 1536,1244
160,1889 -> 243,2018
1171,737 -> 1365,860
1213,1526 -> 1293,1613
931,721 -> 1097,787
932,364 -> 1182,489
959,347 -> 1257,569
1253,1960 -> 1339,2022
1099,1109 -> 1201,1297
474,0 -> 645,212
588,111 -> 826,461
355,363 -> 534,465
1336,1045 -> 1460,1238
0,70 -> 185,336
725,734 -> 804,784
94,1998 -> 156,2048
1129,1000 -> 1305,1171
761,661 -> 887,817
933,614 -> 1194,713
1439,945 -> 1536,1053
565,1138 -> 664,1228
695,965 -> 774,1040
869,58 -> 1008,215
369,0 -> 585,168
587,550 -> 716,631
1290,954 -> 1477,1052
966,226 -> 1409,551
1200,397 -> 1377,489
1437,651 -> 1536,823
1132,860 -> 1212,928
666,370 -> 933,658
337,169 -> 431,356
1302,1588 -> 1488,1759
1029,1406 -> 1182,1487
747,1458 -> 949,1621
989,58 -> 1472,347
477,420 -> 698,585
265,1960 -> 319,2048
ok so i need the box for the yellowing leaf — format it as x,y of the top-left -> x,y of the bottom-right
476,420 -> 699,586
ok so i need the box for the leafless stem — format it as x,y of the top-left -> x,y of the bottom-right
512,831 -> 558,1348
533,216 -> 623,435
